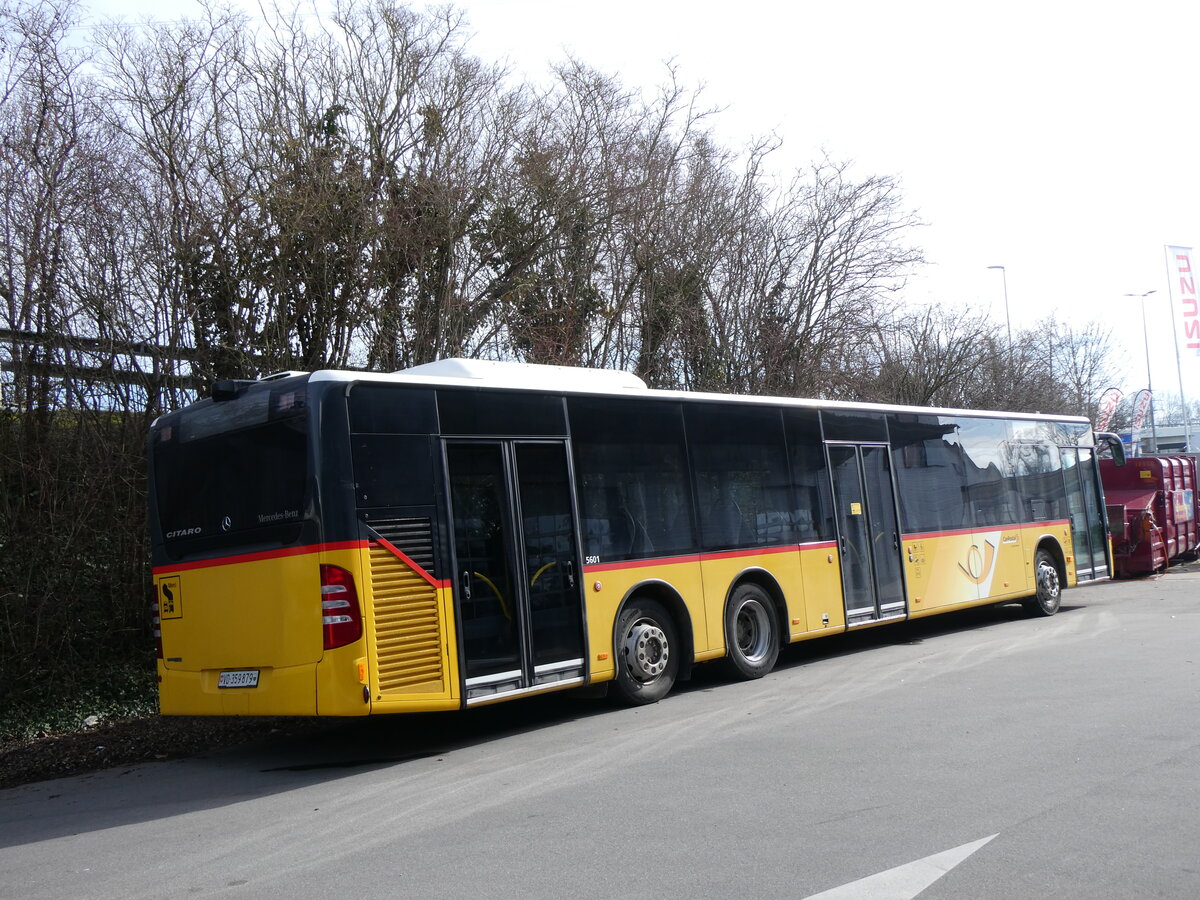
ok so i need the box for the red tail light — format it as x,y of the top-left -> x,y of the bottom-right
320,564 -> 362,650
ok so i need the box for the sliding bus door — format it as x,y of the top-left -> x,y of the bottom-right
447,441 -> 586,703
1062,447 -> 1110,581
827,443 -> 907,626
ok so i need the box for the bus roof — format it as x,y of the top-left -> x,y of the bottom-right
307,358 -> 1091,425
402,357 -> 650,392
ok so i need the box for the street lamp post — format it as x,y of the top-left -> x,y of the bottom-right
1125,290 -> 1158,453
987,265 -> 1013,370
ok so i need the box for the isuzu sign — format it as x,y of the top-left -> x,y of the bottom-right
1166,245 -> 1200,356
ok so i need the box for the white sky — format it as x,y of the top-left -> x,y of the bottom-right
82,0 -> 1200,398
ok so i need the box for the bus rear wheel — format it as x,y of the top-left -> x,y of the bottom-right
1023,549 -> 1062,616
724,583 -> 780,679
612,598 -> 679,705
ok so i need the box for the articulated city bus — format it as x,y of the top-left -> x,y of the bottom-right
149,359 -> 1123,714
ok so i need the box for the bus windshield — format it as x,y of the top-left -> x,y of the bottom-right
152,390 -> 309,554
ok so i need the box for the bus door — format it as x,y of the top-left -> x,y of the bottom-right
446,441 -> 587,703
1061,447 -> 1110,581
827,443 -> 907,626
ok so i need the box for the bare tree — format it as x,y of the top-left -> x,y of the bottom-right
674,155 -> 923,397
97,3 -> 263,386
1045,316 -> 1124,420
1,0 -> 162,707
844,304 -> 997,406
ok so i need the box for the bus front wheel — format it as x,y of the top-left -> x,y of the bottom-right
1023,549 -> 1062,616
724,583 -> 780,679
613,598 -> 679,705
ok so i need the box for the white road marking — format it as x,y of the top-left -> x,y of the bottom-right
803,833 -> 999,899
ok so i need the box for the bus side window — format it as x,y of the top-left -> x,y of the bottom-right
785,408 -> 833,543
688,403 -> 790,551
569,397 -> 695,561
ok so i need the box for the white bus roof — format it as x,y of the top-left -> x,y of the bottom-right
400,357 -> 649,392
308,358 -> 1091,425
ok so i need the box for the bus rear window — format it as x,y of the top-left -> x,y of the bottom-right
153,412 -> 308,550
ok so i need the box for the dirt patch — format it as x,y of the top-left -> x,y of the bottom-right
0,715 -> 327,790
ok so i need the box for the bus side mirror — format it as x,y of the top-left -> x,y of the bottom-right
1096,432 -> 1126,466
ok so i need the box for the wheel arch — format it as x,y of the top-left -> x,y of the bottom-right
723,567 -> 789,650
616,579 -> 696,681
1035,535 -> 1068,584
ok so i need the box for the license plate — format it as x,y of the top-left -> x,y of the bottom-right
217,669 -> 259,689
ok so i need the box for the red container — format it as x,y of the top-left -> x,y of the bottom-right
1100,455 -> 1200,577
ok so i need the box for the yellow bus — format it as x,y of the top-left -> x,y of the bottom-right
149,358 -> 1124,714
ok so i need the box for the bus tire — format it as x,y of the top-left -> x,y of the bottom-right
1023,549 -> 1062,616
612,598 -> 679,705
724,583 -> 780,679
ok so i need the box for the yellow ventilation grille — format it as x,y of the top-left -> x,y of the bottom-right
370,545 -> 444,693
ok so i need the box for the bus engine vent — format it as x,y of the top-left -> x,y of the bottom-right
368,517 -> 436,577
368,540 -> 445,694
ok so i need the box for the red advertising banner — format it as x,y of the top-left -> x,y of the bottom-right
1095,387 -> 1122,432
1130,388 -> 1153,453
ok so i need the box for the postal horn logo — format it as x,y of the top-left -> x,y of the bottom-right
959,539 -> 997,585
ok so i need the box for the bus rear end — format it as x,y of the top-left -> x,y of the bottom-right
149,375 -> 366,716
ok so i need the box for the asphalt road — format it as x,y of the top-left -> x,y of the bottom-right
2,569 -> 1199,899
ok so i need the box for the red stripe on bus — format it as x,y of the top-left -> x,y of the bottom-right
904,526 -> 975,540
153,540 -> 367,574
700,545 -> 800,562
584,540 -> 838,573
371,536 -> 447,589
904,520 -> 1070,542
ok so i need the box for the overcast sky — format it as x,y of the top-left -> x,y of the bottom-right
85,0 -> 1200,399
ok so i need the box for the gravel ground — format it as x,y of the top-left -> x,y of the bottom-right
0,715 -> 329,790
